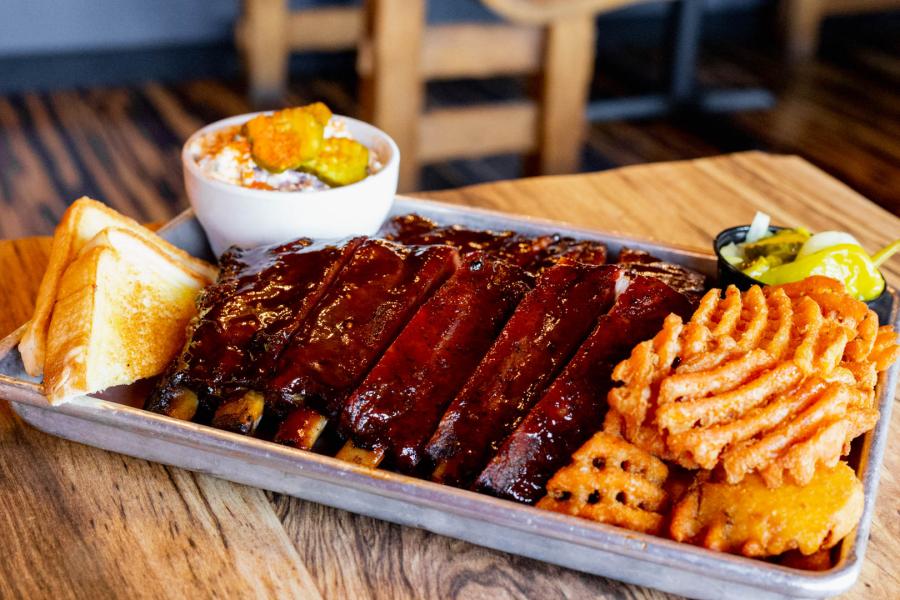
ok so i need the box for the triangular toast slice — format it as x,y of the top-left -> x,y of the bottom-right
19,197 -> 217,377
43,227 -> 209,404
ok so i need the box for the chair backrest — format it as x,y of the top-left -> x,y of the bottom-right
482,0 -> 663,24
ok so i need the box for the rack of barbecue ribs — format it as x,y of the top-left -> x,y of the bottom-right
147,237 -> 362,425
338,253 -> 533,472
265,239 -> 460,422
149,214 -> 707,506
380,214 -> 608,273
474,275 -> 694,504
425,263 -> 622,487
617,247 -> 707,302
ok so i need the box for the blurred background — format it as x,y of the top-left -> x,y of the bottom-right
0,0 -> 898,240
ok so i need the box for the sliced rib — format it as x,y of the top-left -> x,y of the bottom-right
426,263 -> 622,487
339,252 -> 533,473
380,214 -> 607,274
266,239 -> 460,421
474,275 -> 693,504
148,237 -> 362,420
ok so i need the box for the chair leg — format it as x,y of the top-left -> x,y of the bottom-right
779,0 -> 824,63
537,16 -> 595,176
360,0 -> 425,192
242,0 -> 289,106
667,0 -> 703,104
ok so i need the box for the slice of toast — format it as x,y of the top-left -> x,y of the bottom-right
43,227 -> 209,404
19,197 -> 217,377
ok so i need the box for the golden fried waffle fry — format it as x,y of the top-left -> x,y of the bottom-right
537,432 -> 669,534
773,276 -> 869,325
604,409 -> 671,461
670,462 -> 863,557
244,106 -> 325,172
871,325 -> 900,371
608,280 -> 897,487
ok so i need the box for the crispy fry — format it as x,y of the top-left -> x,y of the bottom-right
537,432 -> 669,535
670,462 -> 863,557
603,409 -> 672,461
771,276 -> 868,325
607,280 -> 897,486
608,313 -> 683,431
844,310 -> 878,362
871,325 -> 900,371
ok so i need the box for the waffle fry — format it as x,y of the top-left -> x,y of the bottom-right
603,409 -> 671,462
670,462 -> 864,557
537,432 -> 669,535
607,280 -> 897,487
871,325 -> 900,371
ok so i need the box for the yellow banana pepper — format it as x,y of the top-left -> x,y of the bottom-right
755,243 -> 894,301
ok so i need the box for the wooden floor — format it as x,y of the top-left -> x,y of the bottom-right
0,23 -> 898,239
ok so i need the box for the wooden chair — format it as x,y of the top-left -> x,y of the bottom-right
236,1 -> 362,104
780,0 -> 900,62
359,0 -> 657,191
238,1 -> 774,191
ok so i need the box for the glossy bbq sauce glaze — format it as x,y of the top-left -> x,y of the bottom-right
265,239 -> 460,421
148,237 -> 361,420
426,263 -> 622,487
474,274 -> 694,504
147,214 -> 708,509
381,214 -> 607,274
340,252 -> 533,473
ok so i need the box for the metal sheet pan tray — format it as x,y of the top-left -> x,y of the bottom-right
1,197 -> 896,600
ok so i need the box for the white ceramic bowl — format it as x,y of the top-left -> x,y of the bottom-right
182,112 -> 399,257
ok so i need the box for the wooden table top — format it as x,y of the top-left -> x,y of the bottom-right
1,152 -> 897,599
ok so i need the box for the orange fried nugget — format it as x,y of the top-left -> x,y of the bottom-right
301,101 -> 333,126
608,279 -> 897,487
670,462 -> 863,558
537,432 -> 670,535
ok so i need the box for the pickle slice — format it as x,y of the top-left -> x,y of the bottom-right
303,138 -> 369,187
743,229 -> 810,264
244,108 -> 324,173
302,101 -> 333,127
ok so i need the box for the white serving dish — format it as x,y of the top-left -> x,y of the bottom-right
183,112 -> 400,256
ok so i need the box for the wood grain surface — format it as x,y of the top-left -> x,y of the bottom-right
0,153 -> 898,599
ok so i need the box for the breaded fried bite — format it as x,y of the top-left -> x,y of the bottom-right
670,462 -> 863,557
